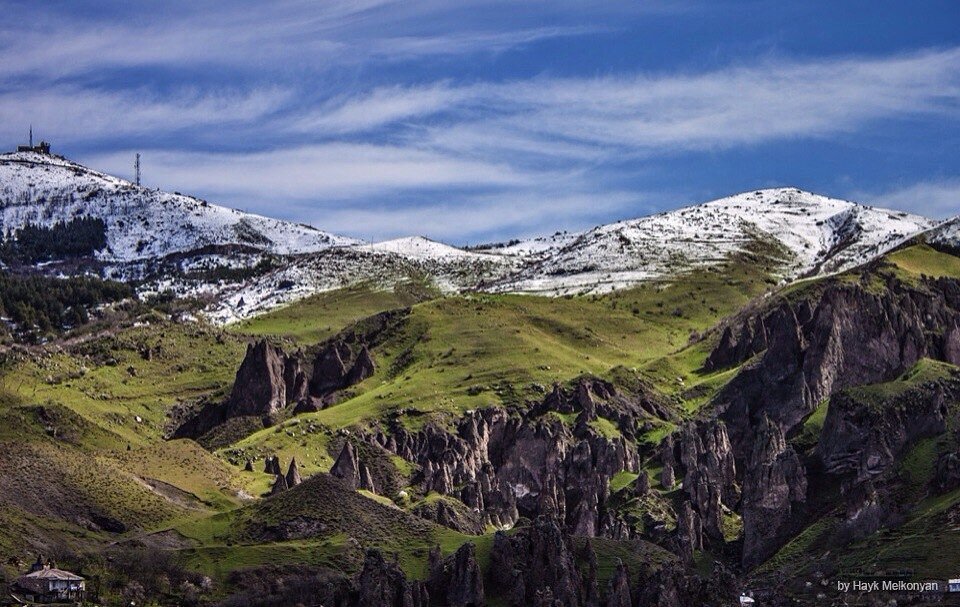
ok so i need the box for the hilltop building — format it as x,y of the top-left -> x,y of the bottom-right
16,126 -> 51,154
8,556 -> 85,603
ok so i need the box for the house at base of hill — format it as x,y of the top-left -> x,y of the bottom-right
8,556 -> 85,604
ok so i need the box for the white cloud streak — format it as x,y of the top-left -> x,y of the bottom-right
84,144 -> 541,201
3,0 -> 958,242
304,47 -> 960,154
859,179 -> 960,219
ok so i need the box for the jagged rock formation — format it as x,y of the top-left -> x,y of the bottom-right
364,378 -> 648,536
687,274 -> 960,567
674,502 -> 702,564
356,550 -> 429,607
709,276 -> 960,445
670,420 -> 738,541
264,455 -> 282,476
175,333 -> 381,438
428,543 -> 484,607
413,497 -> 486,535
817,376 -> 960,483
270,474 -> 288,496
487,517 -> 586,606
312,341 -> 376,398
741,415 -> 807,568
605,559 -> 632,607
228,340 -> 306,419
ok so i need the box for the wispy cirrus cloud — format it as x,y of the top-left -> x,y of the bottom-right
3,0 -> 959,241
52,46 -> 960,241
0,1 -> 605,81
858,179 -> 960,219
0,86 -> 291,145
302,47 -> 960,154
85,144 -> 541,202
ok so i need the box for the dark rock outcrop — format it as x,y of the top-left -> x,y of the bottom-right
935,449 -> 960,493
741,416 -> 807,568
286,457 -> 302,488
366,378 -> 645,536
428,542 -> 485,607
604,559 -> 632,607
668,420 -> 737,541
413,498 -> 486,535
228,340 -> 305,420
674,502 -> 703,564
356,549 -> 428,607
311,341 -> 377,399
817,376 -> 960,483
331,441 -> 361,489
359,464 -> 377,493
172,340 -> 307,438
270,474 -> 288,496
698,275 -> 960,568
710,277 -> 960,447
264,455 -> 282,475
487,517 -> 584,607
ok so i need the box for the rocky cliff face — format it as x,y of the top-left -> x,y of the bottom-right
817,377 -> 960,483
666,421 -> 738,543
363,378 -> 650,536
688,274 -> 960,566
207,262 -> 960,587
741,416 -> 807,568
174,332 -> 381,439
709,276 -> 960,445
227,340 -> 306,420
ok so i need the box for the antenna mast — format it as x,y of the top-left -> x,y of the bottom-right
29,125 -> 33,148
134,153 -> 141,187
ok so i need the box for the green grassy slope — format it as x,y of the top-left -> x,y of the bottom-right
229,256 -> 777,466
229,283 -> 430,345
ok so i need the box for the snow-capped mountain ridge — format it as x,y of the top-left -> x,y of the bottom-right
0,151 -> 357,261
481,187 -> 936,293
0,152 -> 949,320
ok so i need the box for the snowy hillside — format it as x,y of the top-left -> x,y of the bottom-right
925,215 -> 960,248
201,246 -> 516,323
0,152 -> 945,320
0,151 -> 355,261
359,236 -> 500,261
480,188 -> 936,294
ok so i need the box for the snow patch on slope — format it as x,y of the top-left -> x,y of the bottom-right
359,236 -> 498,261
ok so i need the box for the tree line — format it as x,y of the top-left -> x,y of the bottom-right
0,271 -> 132,340
1,216 -> 108,263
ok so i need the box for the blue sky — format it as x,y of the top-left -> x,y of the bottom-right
1,0 -> 958,243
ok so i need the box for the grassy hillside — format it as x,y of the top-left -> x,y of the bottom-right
0,316 -> 252,569
887,243 -> 960,280
0,317 -> 245,444
229,283 -> 432,345
225,256 -> 776,472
